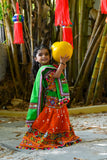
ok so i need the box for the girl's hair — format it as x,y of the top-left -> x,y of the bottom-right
33,45 -> 51,58
32,45 -> 51,78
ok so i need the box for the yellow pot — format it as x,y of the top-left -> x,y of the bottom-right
51,41 -> 73,62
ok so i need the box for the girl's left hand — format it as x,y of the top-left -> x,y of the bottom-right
60,55 -> 70,65
53,55 -> 69,78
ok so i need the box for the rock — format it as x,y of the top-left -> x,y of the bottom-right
11,98 -> 23,106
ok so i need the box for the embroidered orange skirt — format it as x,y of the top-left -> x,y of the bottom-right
18,105 -> 81,150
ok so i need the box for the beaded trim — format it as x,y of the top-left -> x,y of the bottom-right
16,138 -> 82,150
29,103 -> 37,109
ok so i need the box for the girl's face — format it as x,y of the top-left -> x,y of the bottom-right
34,48 -> 50,65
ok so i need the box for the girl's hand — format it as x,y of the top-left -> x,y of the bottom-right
60,55 -> 70,65
53,55 -> 70,78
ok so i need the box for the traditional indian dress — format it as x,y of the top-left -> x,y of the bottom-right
17,65 -> 81,150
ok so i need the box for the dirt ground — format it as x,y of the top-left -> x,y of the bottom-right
0,112 -> 107,160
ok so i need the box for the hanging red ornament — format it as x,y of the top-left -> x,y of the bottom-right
101,0 -> 107,14
12,2 -> 24,44
62,26 -> 73,48
16,1 -> 20,14
101,0 -> 107,23
55,0 -> 71,26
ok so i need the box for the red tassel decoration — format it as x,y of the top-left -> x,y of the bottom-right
63,27 -> 73,48
16,2 -> 20,14
101,0 -> 107,23
13,22 -> 24,44
101,0 -> 107,14
12,2 -> 24,44
55,0 -> 71,26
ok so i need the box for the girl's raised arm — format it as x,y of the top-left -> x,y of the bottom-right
53,55 -> 70,78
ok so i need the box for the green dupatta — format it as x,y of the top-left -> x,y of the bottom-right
26,65 -> 70,126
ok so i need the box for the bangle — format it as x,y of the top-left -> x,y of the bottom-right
60,62 -> 65,65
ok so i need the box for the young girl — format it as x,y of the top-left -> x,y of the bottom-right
17,45 -> 81,150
